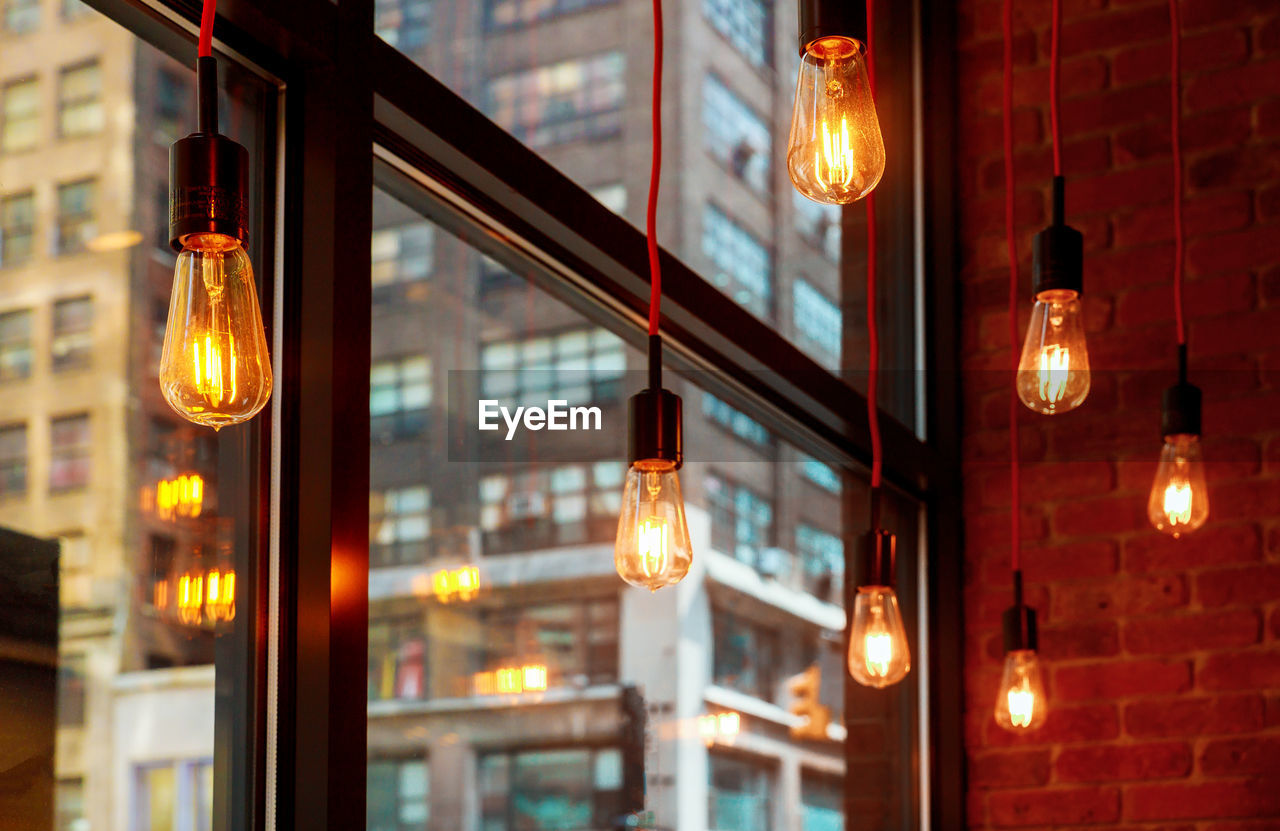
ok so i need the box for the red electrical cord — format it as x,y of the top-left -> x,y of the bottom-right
1050,0 -> 1062,176
1003,0 -> 1021,572
198,0 -> 215,58
865,0 -> 882,492
1169,0 -> 1185,346
646,0 -> 663,336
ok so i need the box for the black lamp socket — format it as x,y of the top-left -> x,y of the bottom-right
1161,381 -> 1202,439
1032,176 -> 1083,298
859,527 -> 896,588
797,0 -> 867,54
1002,603 -> 1039,653
628,388 -> 683,469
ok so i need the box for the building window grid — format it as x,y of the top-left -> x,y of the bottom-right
0,190 -> 36,266
705,472 -> 773,565
484,0 -> 614,31
796,524 -> 843,583
58,60 -> 103,138
52,295 -> 93,371
375,0 -> 432,53
368,756 -> 430,831
708,754 -> 776,831
0,422 -> 26,497
480,327 -> 625,408
800,772 -> 844,831
0,308 -> 33,380
479,460 -> 625,537
703,0 -> 769,66
798,454 -> 842,495
370,355 -> 431,441
477,597 -> 619,691
486,52 -> 625,149
50,413 -> 91,491
1,77 -> 40,153
368,615 -> 428,701
371,222 -> 434,292
55,179 -> 97,255
792,280 -> 841,368
702,204 -> 773,319
702,74 -> 772,198
702,393 -> 771,448
478,747 -> 623,831
369,485 -> 431,567
793,192 -> 841,262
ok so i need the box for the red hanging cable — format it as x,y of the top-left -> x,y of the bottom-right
1003,0 -> 1021,572
198,0 -> 216,58
646,0 -> 664,336
865,0 -> 882,492
1050,0 -> 1062,176
1169,0 -> 1185,346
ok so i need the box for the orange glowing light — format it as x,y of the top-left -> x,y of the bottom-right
431,565 -> 481,603
473,663 -> 549,696
155,473 -> 205,520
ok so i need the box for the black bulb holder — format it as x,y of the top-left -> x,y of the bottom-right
1032,175 -> 1084,298
1002,571 -> 1039,653
1161,344 -> 1202,438
628,335 -> 683,468
169,56 -> 249,251
859,526 -> 896,589
797,0 -> 866,55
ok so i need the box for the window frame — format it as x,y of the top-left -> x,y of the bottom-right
70,1 -> 964,830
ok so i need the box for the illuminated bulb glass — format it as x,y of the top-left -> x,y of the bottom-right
159,233 -> 272,430
1147,434 -> 1209,537
614,459 -> 692,592
205,567 -> 236,623
994,649 -> 1048,731
787,36 -> 885,205
847,586 -> 911,687
1016,290 -> 1090,414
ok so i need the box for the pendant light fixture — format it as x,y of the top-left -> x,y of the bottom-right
159,0 -> 272,430
1015,0 -> 1089,415
1148,0 -> 1208,537
614,0 -> 692,592
846,0 -> 910,689
996,0 -> 1047,732
787,0 -> 885,205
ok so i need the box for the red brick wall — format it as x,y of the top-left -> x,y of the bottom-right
956,0 -> 1280,826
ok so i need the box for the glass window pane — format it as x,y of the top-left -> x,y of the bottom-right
0,15 -> 269,831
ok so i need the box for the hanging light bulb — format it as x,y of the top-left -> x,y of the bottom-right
994,649 -> 1048,731
1017,176 -> 1088,414
848,528 -> 911,688
615,338 -> 692,592
787,1 -> 884,205
176,556 -> 205,627
1148,361 -> 1208,537
159,55 -> 271,430
995,573 -> 1047,732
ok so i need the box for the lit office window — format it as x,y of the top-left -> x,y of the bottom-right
703,393 -> 771,448
55,179 -> 97,254
706,472 -> 773,562
479,748 -> 623,830
703,0 -> 769,66
370,355 -> 431,441
0,308 -> 33,380
487,53 -> 625,149
134,760 -> 213,831
479,461 -> 624,552
703,74 -> 771,197
58,60 -> 103,137
369,486 -> 432,567
801,773 -> 844,831
485,0 -> 614,30
375,0 -> 432,53
709,754 -> 775,831
481,328 -> 625,408
371,222 -> 434,294
52,295 -> 93,371
368,616 -> 428,701
0,421 -> 26,497
1,0 -> 38,33
368,757 -> 430,831
1,77 -> 40,152
0,190 -> 36,265
702,204 -> 772,319
793,192 -> 841,261
792,280 -> 841,368
50,413 -> 91,491
474,598 -> 619,692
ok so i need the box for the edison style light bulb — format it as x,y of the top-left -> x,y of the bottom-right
848,586 -> 911,687
614,459 -> 692,592
787,36 -> 885,205
1148,434 -> 1209,537
159,233 -> 272,430
994,649 -> 1048,731
1016,289 -> 1090,414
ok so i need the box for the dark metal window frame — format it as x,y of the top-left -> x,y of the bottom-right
75,0 -> 962,828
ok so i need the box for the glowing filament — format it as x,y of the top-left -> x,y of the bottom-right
432,565 -> 481,604
637,518 -> 668,579
1007,681 -> 1037,729
1037,345 -> 1071,404
177,573 -> 203,625
1162,479 -> 1193,526
864,631 -> 894,678
205,568 -> 236,622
